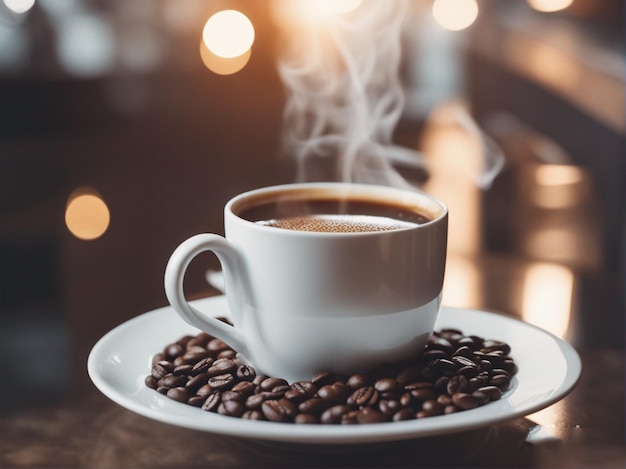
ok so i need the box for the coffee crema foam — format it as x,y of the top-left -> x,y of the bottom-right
257,214 -> 416,233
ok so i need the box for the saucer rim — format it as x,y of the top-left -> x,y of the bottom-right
87,295 -> 581,444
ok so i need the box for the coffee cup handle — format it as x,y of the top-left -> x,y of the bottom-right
164,234 -> 249,356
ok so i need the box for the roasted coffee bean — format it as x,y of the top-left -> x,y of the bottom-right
477,385 -> 503,401
478,360 -> 493,373
145,375 -> 158,389
191,357 -> 214,375
453,346 -> 475,359
270,385 -> 290,398
259,377 -> 289,392
457,365 -> 480,379
349,386 -> 380,407
299,398 -> 329,416
439,328 -> 464,345
167,387 -> 189,403
457,337 -> 480,350
452,392 -> 480,410
484,352 -> 505,367
374,378 -> 401,393
202,391 -> 222,412
208,358 -> 237,377
158,374 -> 186,388
187,395 -> 205,407
245,393 -> 268,410
318,384 -> 348,405
437,394 -> 453,406
379,399 -> 402,417
151,361 -> 174,379
187,332 -> 211,348
357,408 -> 387,424
427,337 -> 455,354
232,381 -> 256,396
173,364 -> 193,376
320,405 -> 353,425
433,376 -> 449,394
174,354 -> 199,367
444,405 -> 458,414
483,339 -> 511,355
399,392 -> 414,408
242,410 -> 265,420
156,386 -> 169,395
208,338 -> 230,354
431,358 -> 457,376
196,383 -> 214,397
490,374 -> 511,390
222,390 -> 245,403
311,371 -> 339,386
408,387 -> 436,403
502,359 -> 519,376
236,365 -> 256,382
341,410 -> 360,425
285,381 -> 317,403
393,408 -> 415,422
164,343 -> 184,360
208,373 -> 235,390
418,400 -> 443,417
420,349 -> 449,362
491,368 -> 511,378
295,413 -> 319,424
218,350 -> 237,359
185,372 -> 209,391
447,375 -> 468,395
452,355 -> 477,369
347,373 -> 370,390
262,398 -> 297,422
472,390 -> 490,406
218,400 -> 245,417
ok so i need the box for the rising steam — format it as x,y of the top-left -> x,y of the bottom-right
272,0 -> 503,190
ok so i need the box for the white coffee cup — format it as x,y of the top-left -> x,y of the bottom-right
165,183 -> 448,383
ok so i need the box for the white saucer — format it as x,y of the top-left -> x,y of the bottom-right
87,296 -> 581,445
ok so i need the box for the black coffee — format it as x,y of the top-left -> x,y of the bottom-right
239,199 -> 431,233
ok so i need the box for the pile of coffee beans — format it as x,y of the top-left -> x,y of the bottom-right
145,322 -> 517,424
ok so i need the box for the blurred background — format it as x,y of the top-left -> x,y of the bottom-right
0,0 -> 623,418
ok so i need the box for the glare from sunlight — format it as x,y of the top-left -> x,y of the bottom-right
199,39 -> 251,75
3,0 -> 35,14
65,188 -> 111,241
527,0 -> 573,13
432,0 -> 479,31
202,10 -> 255,59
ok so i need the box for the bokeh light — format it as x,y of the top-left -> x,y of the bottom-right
271,0 -> 362,29
3,0 -> 35,14
527,0 -> 573,13
199,39 -> 250,75
55,13 -> 115,77
432,0 -> 479,31
328,0 -> 362,14
65,188 -> 111,241
202,10 -> 254,59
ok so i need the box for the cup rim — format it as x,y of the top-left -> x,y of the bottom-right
225,182 -> 448,236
